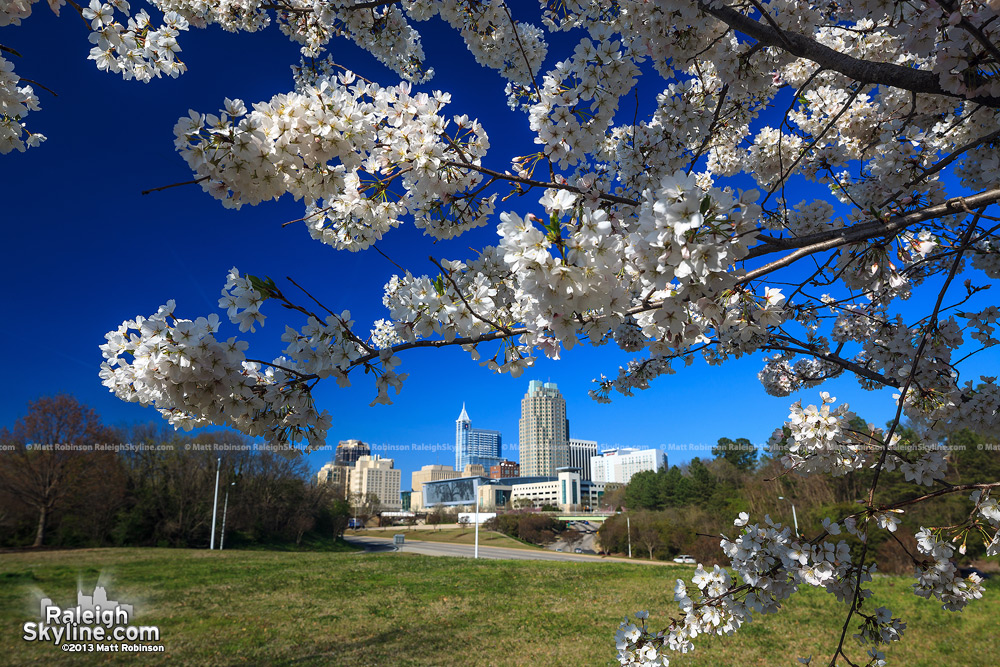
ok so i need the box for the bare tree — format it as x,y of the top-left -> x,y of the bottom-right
634,511 -> 666,560
0,396 -> 115,547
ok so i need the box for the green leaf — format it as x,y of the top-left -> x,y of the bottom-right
433,275 -> 445,296
247,275 -> 272,298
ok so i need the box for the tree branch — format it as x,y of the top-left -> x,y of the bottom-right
742,188 -> 1000,281
697,1 -> 1000,108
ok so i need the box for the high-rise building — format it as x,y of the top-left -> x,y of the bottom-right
490,460 -> 519,479
519,380 -> 569,477
590,448 -> 667,484
455,404 -> 502,472
316,462 -> 351,498
318,438 -> 371,499
350,455 -> 401,511
334,439 -> 371,467
569,439 -> 598,480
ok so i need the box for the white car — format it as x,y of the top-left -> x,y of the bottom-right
673,555 -> 696,564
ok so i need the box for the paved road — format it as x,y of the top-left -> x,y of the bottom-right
344,535 -> 668,565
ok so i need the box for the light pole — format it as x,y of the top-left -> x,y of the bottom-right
474,479 -> 480,560
210,457 -> 221,550
626,514 -> 632,559
778,496 -> 799,537
220,482 -> 235,550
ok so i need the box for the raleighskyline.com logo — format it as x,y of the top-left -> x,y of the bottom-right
22,584 -> 163,653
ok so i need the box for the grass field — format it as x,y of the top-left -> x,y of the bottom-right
1,548 -> 997,666
351,528 -> 543,550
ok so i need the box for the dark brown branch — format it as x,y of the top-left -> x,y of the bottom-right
761,86 -> 861,208
763,342 -> 895,388
686,84 -> 729,175
886,482 -> 1000,511
141,176 -> 209,196
880,128 -> 1000,207
18,78 -> 58,97
444,160 -> 639,207
262,1 -> 398,14
429,256 -> 512,334
742,188 -> 1000,281
698,1 -> 1000,108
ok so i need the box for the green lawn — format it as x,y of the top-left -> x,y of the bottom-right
0,548 -> 996,666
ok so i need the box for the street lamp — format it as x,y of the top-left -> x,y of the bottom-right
210,457 -> 221,550
220,482 -> 236,550
778,496 -> 799,537
626,513 -> 632,559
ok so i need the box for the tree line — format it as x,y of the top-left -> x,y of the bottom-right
598,429 -> 999,572
0,396 -> 351,549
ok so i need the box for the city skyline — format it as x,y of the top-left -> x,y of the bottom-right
306,378 -> 753,494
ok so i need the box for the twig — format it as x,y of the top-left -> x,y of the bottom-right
141,176 -> 209,196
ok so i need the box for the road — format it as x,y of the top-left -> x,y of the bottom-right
547,520 -> 600,555
344,535 -> 668,565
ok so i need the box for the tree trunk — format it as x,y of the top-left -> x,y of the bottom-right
33,505 -> 47,548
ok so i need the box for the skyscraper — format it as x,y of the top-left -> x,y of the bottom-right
334,439 -> 371,467
519,381 -> 569,477
455,404 -> 502,472
317,439 -> 372,499
350,455 -> 401,511
569,438 -> 599,480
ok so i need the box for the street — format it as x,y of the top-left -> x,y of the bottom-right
344,535 -> 669,564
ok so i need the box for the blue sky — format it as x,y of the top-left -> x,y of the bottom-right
2,6 -> 993,488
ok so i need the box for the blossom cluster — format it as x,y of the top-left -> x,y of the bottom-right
173,70 -> 492,249
772,393 -> 867,476
913,527 -> 985,611
614,512 -> 900,666
0,54 -> 43,153
971,489 -> 1000,556
83,1 -> 190,81
99,295 -> 332,450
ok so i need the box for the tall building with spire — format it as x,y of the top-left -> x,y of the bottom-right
455,403 -> 502,472
519,381 -> 569,477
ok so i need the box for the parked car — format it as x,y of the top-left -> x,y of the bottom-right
347,518 -> 364,529
574,548 -> 583,554
673,555 -> 696,564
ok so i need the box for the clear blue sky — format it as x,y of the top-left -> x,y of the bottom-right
3,6 -> 992,487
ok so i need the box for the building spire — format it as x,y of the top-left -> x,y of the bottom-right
458,402 -> 470,422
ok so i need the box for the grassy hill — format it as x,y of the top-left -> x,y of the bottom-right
0,548 -> 996,665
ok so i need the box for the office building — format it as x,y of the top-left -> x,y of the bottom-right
490,460 -> 519,479
509,468 -> 604,511
316,462 -> 351,499
455,404 -> 503,472
519,381 -> 569,477
590,448 -> 667,484
569,439 -> 598,480
334,439 -> 371,467
410,464 -> 461,511
350,455 -> 402,511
